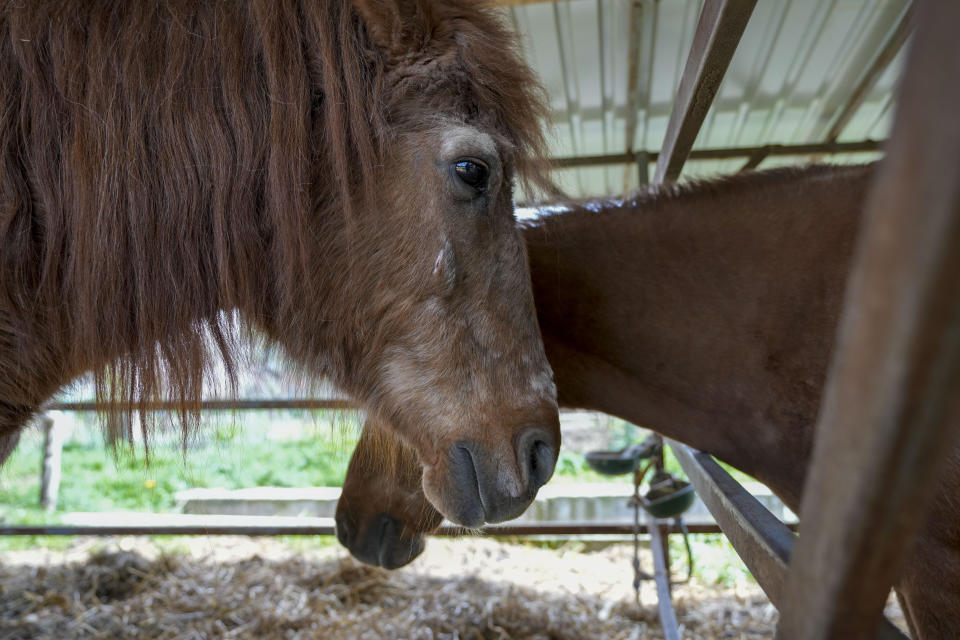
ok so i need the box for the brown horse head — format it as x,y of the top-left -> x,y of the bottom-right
336,420 -> 442,568
1,0 -> 559,526
316,0 -> 561,526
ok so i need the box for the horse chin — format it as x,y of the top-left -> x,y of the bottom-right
423,462 -> 486,528
335,511 -> 427,570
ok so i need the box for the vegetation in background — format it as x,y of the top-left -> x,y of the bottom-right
0,413 -> 759,519
0,412 -> 362,523
0,413 -> 761,585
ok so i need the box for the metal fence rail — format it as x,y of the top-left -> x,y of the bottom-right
45,399 -> 356,412
0,521 -> 774,538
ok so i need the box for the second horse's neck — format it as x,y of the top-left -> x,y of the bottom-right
524,165 -> 872,508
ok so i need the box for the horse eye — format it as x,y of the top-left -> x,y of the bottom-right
454,159 -> 490,191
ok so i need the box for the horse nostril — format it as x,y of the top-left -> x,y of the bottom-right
518,428 -> 557,491
530,439 -> 556,488
335,512 -> 355,548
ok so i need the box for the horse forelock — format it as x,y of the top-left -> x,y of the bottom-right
371,0 -> 556,198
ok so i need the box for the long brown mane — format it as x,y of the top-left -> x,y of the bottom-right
0,1 -> 550,441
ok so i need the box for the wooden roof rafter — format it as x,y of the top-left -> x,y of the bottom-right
824,5 -> 913,144
653,0 -> 757,184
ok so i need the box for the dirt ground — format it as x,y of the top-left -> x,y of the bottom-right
0,536 -> 902,639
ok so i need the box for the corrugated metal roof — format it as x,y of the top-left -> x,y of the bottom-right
501,0 -> 909,198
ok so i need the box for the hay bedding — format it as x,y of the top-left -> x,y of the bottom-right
0,537 -> 778,639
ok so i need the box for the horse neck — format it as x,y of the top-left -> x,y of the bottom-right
525,165 -> 872,508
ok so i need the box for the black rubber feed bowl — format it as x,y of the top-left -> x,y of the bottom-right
643,482 -> 696,518
584,447 -> 642,476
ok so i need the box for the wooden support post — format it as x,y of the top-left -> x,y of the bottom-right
653,0 -> 757,184
776,1 -> 960,637
39,414 -> 64,512
647,511 -> 680,640
636,151 -> 650,187
738,145 -> 770,172
622,0 -> 651,193
623,0 -> 646,157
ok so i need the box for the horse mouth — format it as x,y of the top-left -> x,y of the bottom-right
439,435 -> 556,527
336,511 -> 425,569
444,445 -> 486,528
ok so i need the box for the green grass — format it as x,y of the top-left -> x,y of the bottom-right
0,413 -> 362,522
669,533 -> 755,587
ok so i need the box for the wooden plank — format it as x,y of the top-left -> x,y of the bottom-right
550,139 -> 884,169
653,0 -> 757,184
38,415 -> 62,512
667,440 -> 795,604
824,6 -> 912,143
622,0 -> 653,192
776,1 -> 960,636
623,0 -> 649,156
668,440 -> 907,639
647,512 -> 681,640
636,151 -> 650,186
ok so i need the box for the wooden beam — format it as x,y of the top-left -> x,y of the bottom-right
668,441 -> 796,604
776,1 -> 960,636
653,0 -> 757,184
622,0 -> 653,192
669,441 -> 907,638
38,416 -> 62,512
623,0 -> 648,155
825,6 -> 913,143
635,150 -> 650,186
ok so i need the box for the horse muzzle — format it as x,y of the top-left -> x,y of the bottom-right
335,511 -> 426,570
435,426 -> 558,528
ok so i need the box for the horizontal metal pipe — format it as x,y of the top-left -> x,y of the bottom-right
45,399 -> 356,412
551,139 -> 884,169
0,522 -> 797,537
